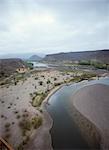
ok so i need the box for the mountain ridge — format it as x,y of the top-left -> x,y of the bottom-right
29,55 -> 42,61
43,49 -> 109,63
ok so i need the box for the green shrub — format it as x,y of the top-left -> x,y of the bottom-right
47,79 -> 51,84
54,78 -> 57,81
32,116 -> 42,129
19,119 -> 32,136
5,123 -> 11,128
39,81 -> 43,86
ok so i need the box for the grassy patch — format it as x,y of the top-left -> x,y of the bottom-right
31,92 -> 47,107
31,116 -> 42,129
19,116 -> 42,136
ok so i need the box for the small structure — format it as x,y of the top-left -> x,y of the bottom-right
16,65 -> 28,73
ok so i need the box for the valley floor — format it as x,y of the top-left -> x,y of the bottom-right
0,69 -> 81,149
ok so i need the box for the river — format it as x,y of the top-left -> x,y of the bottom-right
46,77 -> 109,149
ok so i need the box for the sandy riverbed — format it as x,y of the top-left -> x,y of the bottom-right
72,83 -> 109,149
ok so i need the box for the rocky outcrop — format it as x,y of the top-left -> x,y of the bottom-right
0,58 -> 27,77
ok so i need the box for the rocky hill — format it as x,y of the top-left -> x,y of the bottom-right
0,58 -> 27,77
29,55 -> 42,61
43,49 -> 109,63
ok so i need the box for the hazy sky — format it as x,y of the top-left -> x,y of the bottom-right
0,0 -> 108,55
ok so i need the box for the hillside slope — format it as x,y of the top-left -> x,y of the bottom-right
43,49 -> 109,63
29,55 -> 42,61
0,58 -> 27,77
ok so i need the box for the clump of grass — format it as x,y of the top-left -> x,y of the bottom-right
19,119 -> 32,136
16,115 -> 21,119
10,103 -> 13,106
19,116 -> 42,137
54,82 -> 61,86
35,77 -> 38,80
17,135 -> 30,150
54,77 -> 57,81
22,113 -> 29,118
12,122 -> 15,125
39,81 -> 43,86
7,106 -> 11,109
32,92 -> 47,107
5,128 -> 10,132
4,133 -> 11,139
24,109 -> 27,112
47,79 -> 51,84
14,81 -> 17,85
1,115 -> 4,118
14,111 -> 19,114
5,123 -> 11,128
31,116 -> 42,129
29,93 -> 33,97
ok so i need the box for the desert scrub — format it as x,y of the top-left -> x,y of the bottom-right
29,93 -> 33,97
31,116 -> 42,129
35,77 -> 38,80
16,115 -> 21,119
80,73 -> 96,80
54,77 -> 57,81
31,92 -> 47,107
54,82 -> 61,86
19,116 -> 42,136
68,76 -> 81,83
5,123 -> 11,128
39,81 -> 43,85
47,79 -> 51,84
19,119 -> 32,136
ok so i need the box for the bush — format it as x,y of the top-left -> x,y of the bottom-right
5,123 -> 11,128
35,77 -> 38,80
47,79 -> 51,84
39,81 -> 43,86
54,83 -> 61,86
54,78 -> 57,81
32,116 -> 42,129
19,119 -> 32,136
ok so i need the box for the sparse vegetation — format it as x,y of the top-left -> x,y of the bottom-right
54,77 -> 57,81
35,77 -> 38,80
47,79 -> 51,84
16,115 -> 21,119
19,116 -> 42,136
39,81 -> 43,86
32,116 -> 42,129
19,119 -> 32,136
5,123 -> 11,128
31,92 -> 47,107
79,60 -> 109,70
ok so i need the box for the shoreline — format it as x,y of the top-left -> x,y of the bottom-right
72,83 -> 109,149
24,77 -> 108,149
69,103 -> 101,149
24,84 -> 65,150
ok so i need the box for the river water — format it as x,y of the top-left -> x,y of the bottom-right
31,61 -> 49,68
46,77 -> 109,150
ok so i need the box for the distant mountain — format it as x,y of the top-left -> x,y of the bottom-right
29,55 -> 42,61
0,53 -> 45,60
0,58 -> 27,77
43,49 -> 109,63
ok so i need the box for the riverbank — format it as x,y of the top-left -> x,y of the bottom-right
0,67 -> 107,149
71,83 -> 109,149
1,69 -> 81,149
24,77 -> 108,150
24,85 -> 64,150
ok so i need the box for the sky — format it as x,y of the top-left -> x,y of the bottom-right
0,0 -> 109,55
